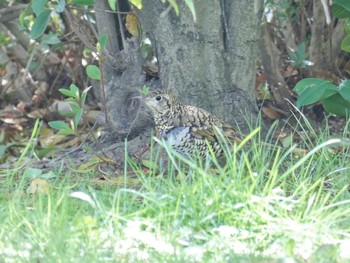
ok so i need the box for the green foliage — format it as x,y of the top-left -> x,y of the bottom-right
332,0 -> 350,19
294,79 -> 350,116
294,79 -> 337,107
0,33 -> 11,47
30,9 -> 52,39
86,65 -> 101,80
2,119 -> 350,261
288,42 -> 312,68
294,2 -> 350,116
338,2 -> 350,53
341,35 -> 350,52
108,0 -> 118,11
140,85 -> 150,95
129,0 -> 197,21
48,84 -> 91,135
97,34 -> 108,53
72,0 -> 95,6
26,0 -> 65,39
85,34 -> 107,80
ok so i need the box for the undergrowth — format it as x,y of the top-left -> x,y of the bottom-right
1,116 -> 350,262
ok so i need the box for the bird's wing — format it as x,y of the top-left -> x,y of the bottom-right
183,106 -> 241,143
191,126 -> 217,142
221,122 -> 242,143
190,121 -> 241,143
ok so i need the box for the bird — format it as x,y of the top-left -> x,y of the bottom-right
143,89 -> 242,158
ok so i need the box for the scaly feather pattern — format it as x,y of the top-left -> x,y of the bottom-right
143,89 -> 242,158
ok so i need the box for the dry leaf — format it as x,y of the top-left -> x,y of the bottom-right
39,133 -> 66,147
262,106 -> 281,120
78,156 -> 104,172
125,14 -> 139,37
27,178 -> 50,195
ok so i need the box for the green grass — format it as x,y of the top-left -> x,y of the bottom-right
1,118 -> 350,262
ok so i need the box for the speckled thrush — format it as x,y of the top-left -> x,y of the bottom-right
143,89 -> 242,158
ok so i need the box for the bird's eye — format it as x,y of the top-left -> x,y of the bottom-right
155,95 -> 162,101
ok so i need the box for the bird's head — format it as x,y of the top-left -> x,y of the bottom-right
143,90 -> 180,116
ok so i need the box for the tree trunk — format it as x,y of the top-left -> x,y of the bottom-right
92,0 -> 263,158
259,23 -> 295,112
137,0 -> 262,132
309,0 -> 344,74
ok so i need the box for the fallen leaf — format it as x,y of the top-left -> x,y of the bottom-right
125,14 -> 140,37
78,156 -> 104,172
262,106 -> 281,120
27,178 -> 50,195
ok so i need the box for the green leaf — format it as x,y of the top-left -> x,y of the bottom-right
40,171 -> 58,179
128,0 -> 142,9
30,10 -> 52,39
294,78 -> 338,107
108,0 -> 117,11
86,65 -> 101,80
184,0 -> 197,22
69,102 -> 81,114
341,35 -> 350,53
19,5 -> 32,28
23,168 -> 43,178
69,84 -> 80,98
57,128 -> 76,135
48,120 -> 70,130
81,86 -> 92,105
74,108 -> 84,128
98,34 -> 108,53
288,42 -> 309,68
345,19 -> 350,35
323,94 -> 350,116
19,10 -> 28,28
83,48 -> 92,58
41,33 -> 61,45
59,88 -> 75,98
36,147 -> 54,159
72,0 -> 94,6
32,0 -> 47,16
332,0 -> 350,19
293,78 -> 336,94
167,0 -> 179,15
339,79 -> 350,101
141,85 -> 149,95
65,97 -> 76,102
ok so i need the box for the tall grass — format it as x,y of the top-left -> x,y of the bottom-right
1,117 -> 350,262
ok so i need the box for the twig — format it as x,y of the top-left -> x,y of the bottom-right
320,0 -> 332,25
68,5 -> 133,15
0,4 -> 26,15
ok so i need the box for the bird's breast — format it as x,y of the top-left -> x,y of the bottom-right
159,126 -> 192,156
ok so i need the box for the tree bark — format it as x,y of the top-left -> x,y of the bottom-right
309,0 -> 344,73
137,0 -> 262,133
94,0 -> 153,139
92,0 -> 263,150
259,23 -> 295,112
